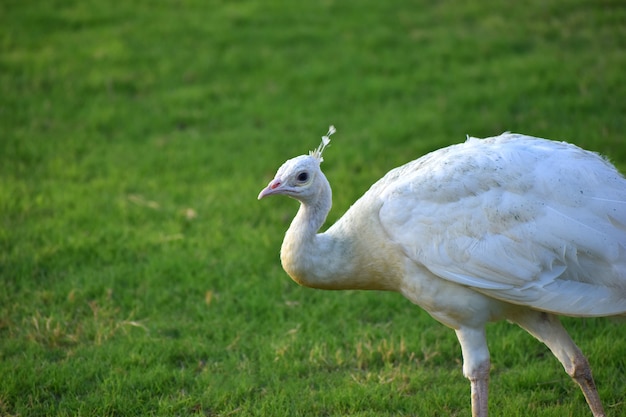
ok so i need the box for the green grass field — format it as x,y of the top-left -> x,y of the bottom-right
2,0 -> 625,416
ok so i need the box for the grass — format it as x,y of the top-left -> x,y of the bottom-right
1,0 -> 626,415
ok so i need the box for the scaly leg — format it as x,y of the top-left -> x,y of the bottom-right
455,327 -> 491,417
512,311 -> 606,417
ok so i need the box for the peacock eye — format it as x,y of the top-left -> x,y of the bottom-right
297,172 -> 309,182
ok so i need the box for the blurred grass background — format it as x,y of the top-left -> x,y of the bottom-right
1,0 -> 625,416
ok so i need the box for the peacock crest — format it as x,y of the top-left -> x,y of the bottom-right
310,125 -> 336,163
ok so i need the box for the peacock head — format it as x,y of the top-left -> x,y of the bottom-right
258,125 -> 335,202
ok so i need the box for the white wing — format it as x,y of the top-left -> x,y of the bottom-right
376,134 -> 626,317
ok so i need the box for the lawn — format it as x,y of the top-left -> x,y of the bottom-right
1,0 -> 625,416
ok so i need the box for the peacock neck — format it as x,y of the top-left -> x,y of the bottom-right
278,173 -> 403,292
279,174 -> 354,290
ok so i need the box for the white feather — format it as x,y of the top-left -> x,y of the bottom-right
376,133 -> 626,316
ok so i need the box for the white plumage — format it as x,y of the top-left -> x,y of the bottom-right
258,131 -> 626,417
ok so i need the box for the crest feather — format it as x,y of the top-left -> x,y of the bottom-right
310,125 -> 336,162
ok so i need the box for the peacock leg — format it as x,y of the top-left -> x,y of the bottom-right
455,327 -> 491,417
513,311 -> 606,417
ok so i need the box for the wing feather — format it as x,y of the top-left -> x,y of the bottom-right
377,133 -> 626,316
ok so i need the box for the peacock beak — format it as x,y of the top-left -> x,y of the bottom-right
258,179 -> 283,200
